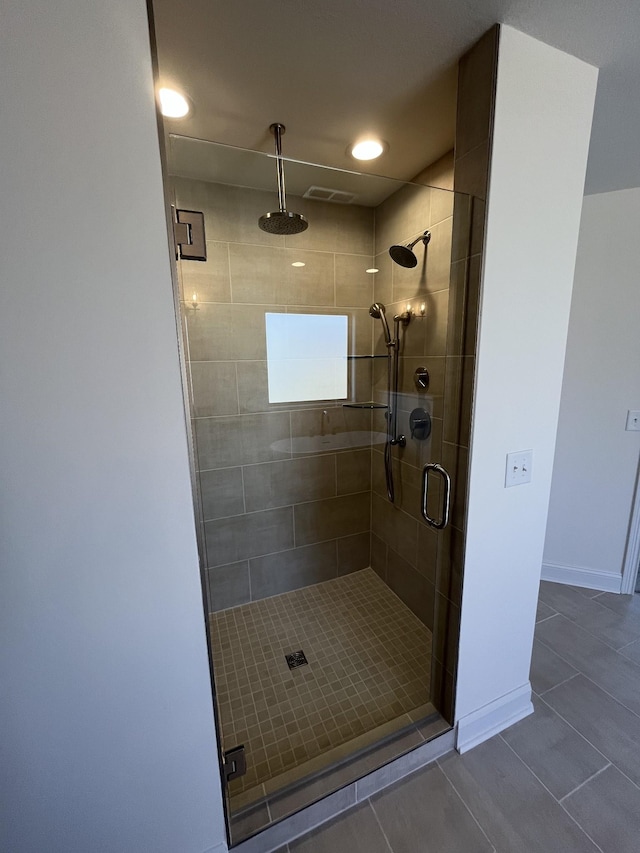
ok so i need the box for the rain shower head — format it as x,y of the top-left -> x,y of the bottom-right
258,124 -> 308,235
369,302 -> 392,346
258,210 -> 308,235
389,230 -> 431,268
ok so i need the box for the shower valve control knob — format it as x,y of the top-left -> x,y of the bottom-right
410,408 -> 432,441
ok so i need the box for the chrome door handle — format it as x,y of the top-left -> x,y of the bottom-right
421,463 -> 451,530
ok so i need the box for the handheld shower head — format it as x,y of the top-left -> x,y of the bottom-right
369,302 -> 392,346
389,230 -> 431,268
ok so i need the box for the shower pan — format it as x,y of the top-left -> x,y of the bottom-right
166,134 -> 476,847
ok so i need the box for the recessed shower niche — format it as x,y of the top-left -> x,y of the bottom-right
168,135 -> 479,845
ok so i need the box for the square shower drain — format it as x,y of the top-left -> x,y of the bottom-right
285,650 -> 308,670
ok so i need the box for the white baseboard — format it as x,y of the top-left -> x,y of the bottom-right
541,561 -> 622,593
456,683 -> 533,754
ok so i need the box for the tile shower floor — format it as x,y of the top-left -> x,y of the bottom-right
209,568 -> 432,799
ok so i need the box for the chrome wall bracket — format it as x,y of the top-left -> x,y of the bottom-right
223,745 -> 247,783
173,207 -> 207,261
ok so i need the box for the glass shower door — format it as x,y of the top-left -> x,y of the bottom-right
169,135 -> 476,844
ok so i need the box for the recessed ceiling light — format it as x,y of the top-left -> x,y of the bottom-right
350,139 -> 386,161
366,268 -> 379,274
291,261 -> 306,267
159,87 -> 190,118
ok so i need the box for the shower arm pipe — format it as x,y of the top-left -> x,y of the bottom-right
271,123 -> 287,213
406,231 -> 430,251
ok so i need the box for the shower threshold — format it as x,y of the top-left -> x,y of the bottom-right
230,700 -> 449,843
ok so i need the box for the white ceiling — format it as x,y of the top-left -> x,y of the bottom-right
152,0 -> 640,196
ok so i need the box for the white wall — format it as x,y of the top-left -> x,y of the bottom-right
543,188 -> 640,591
456,26 -> 598,751
0,2 -> 226,852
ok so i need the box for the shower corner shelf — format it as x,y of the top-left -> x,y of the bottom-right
343,401 -> 388,409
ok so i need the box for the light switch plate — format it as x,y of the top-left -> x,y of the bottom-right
505,450 -> 533,487
626,410 -> 640,431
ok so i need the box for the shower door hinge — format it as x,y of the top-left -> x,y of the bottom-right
223,745 -> 247,783
173,207 -> 207,261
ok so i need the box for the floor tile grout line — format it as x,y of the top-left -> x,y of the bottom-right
616,635 -> 640,652
607,762 -> 640,795
435,758 -> 498,852
498,735 -> 606,853
575,669 -> 640,724
535,612 -> 559,625
497,733 -> 569,802
534,692 -> 619,767
366,797 -> 396,853
552,609 -> 636,652
535,629 -> 640,718
556,799 -> 606,853
537,598 -> 640,653
592,590 -> 640,617
558,762 -> 612,803
537,670 -> 580,697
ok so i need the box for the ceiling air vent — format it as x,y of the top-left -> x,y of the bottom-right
302,186 -> 358,204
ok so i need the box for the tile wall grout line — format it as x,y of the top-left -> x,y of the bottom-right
559,763 -> 612,803
434,758 -> 498,852
498,735 -> 606,853
240,462 -> 247,516
332,252 -> 336,308
233,360 -> 241,417
225,242 -> 233,303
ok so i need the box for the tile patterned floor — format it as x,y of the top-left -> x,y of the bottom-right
209,568 -> 431,797
271,583 -> 640,853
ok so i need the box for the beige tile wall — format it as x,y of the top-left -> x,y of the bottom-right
173,144 -> 481,700
173,177 -> 377,610
369,179 -> 456,638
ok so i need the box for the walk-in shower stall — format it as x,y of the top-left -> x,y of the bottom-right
168,135 -> 478,845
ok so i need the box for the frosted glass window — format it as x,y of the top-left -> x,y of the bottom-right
266,313 -> 348,403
